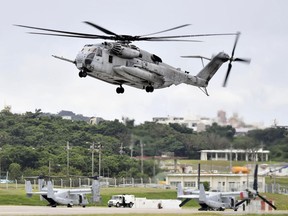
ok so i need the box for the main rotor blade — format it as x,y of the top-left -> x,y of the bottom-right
234,58 -> 251,64
235,199 -> 247,208
181,56 -> 211,61
179,198 -> 191,207
143,32 -> 237,40
15,24 -> 101,37
257,193 -> 277,210
140,24 -> 191,37
253,164 -> 258,191
28,32 -> 112,40
147,39 -> 202,42
198,163 -> 201,190
223,63 -> 232,87
231,32 -> 241,59
83,21 -> 119,37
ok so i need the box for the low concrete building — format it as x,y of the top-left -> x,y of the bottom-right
166,173 -> 265,192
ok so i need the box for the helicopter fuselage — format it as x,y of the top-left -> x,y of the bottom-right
75,42 -> 210,93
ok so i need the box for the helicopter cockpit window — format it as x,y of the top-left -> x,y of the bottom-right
96,47 -> 102,57
151,54 -> 162,63
85,53 -> 95,65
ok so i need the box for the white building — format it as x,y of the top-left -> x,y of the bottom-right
152,115 -> 213,132
200,149 -> 270,162
166,173 -> 265,192
152,111 -> 264,133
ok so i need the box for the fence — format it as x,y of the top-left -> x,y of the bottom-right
0,177 -> 168,190
2,177 -> 288,195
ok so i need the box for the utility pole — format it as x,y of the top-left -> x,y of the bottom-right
90,142 -> 95,176
66,141 -> 70,177
48,160 -> 51,177
130,134 -> 134,158
98,143 -> 102,177
0,147 -> 2,180
229,143 -> 233,173
140,139 -> 144,174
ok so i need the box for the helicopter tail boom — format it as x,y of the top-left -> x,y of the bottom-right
196,52 -> 228,85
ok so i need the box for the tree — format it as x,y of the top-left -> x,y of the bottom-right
169,123 -> 193,134
248,127 -> 287,146
9,163 -> 21,180
202,181 -> 210,191
206,123 -> 235,140
232,136 -> 260,150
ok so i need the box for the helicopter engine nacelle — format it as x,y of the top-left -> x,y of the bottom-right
110,43 -> 140,59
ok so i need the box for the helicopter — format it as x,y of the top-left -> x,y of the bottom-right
15,22 -> 250,94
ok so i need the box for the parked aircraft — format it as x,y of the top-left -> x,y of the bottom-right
177,182 -> 248,211
25,176 -> 100,207
177,164 -> 276,211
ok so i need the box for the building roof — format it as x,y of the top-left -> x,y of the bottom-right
200,149 -> 270,153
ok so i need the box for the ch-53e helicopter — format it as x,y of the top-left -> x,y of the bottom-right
15,22 -> 250,94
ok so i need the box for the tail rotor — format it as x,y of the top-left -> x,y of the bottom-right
246,164 -> 277,210
223,32 -> 251,87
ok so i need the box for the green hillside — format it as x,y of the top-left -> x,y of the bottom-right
0,108 -> 287,180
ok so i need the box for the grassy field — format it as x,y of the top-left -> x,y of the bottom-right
0,184 -> 288,210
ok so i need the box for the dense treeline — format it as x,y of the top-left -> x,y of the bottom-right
0,107 -> 287,180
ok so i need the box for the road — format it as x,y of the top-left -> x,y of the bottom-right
1,206 -> 288,216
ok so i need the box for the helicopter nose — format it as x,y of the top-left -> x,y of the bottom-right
75,53 -> 84,69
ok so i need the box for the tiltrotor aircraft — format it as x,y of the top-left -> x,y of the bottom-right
16,22 -> 250,94
177,164 -> 276,211
25,176 -> 100,207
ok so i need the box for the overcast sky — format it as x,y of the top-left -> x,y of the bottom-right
1,0 -> 288,126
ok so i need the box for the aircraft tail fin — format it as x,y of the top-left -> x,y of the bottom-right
199,184 -> 207,202
38,178 -> 45,191
25,180 -> 33,197
91,179 -> 100,203
177,183 -> 183,197
196,52 -> 228,85
47,181 -> 54,199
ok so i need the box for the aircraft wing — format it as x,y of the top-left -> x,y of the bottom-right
68,188 -> 92,195
219,191 -> 243,197
26,191 -> 49,196
177,183 -> 200,200
177,194 -> 199,199
46,187 -> 92,195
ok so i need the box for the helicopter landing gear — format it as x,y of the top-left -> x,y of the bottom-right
145,85 -> 154,93
116,86 -> 124,94
78,70 -> 87,78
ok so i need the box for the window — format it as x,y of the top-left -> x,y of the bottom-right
184,181 -> 196,187
170,181 -> 181,187
96,48 -> 102,57
108,55 -> 113,63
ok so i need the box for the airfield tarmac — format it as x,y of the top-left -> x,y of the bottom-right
1,206 -> 288,216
